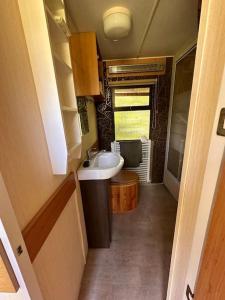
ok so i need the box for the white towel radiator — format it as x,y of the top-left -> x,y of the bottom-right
111,140 -> 151,183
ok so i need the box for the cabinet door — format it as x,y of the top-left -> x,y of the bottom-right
80,180 -> 111,248
70,32 -> 100,96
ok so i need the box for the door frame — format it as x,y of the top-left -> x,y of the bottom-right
183,62 -> 225,299
194,149 -> 225,298
163,40 -> 197,200
167,0 -> 225,298
0,172 -> 43,299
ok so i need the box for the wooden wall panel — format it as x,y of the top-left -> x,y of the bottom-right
22,173 -> 76,262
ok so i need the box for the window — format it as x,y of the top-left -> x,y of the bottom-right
113,87 -> 151,140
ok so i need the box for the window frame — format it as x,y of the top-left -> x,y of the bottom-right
112,85 -> 154,140
112,85 -> 152,111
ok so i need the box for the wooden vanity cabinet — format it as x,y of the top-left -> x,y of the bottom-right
69,32 -> 105,100
80,179 -> 112,248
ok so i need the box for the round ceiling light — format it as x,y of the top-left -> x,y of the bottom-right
103,7 -> 131,40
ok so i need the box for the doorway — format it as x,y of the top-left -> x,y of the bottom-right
80,78 -> 179,299
164,46 -> 196,199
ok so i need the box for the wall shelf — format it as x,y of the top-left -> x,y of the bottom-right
53,51 -> 72,71
45,0 -> 64,14
45,0 -> 81,172
45,6 -> 69,44
19,0 -> 82,174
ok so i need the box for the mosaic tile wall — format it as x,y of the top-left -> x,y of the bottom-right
95,58 -> 173,183
77,96 -> 89,135
95,65 -> 115,150
151,58 -> 173,182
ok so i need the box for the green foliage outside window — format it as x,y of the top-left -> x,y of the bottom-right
114,87 -> 150,140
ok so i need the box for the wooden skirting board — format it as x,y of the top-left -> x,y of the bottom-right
22,173 -> 76,262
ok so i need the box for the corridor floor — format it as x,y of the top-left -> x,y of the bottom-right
79,184 -> 177,300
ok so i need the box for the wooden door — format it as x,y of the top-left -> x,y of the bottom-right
195,150 -> 225,299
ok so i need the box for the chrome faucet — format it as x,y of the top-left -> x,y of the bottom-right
86,147 -> 98,160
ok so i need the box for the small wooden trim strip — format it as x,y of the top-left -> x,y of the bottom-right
22,173 -> 76,262
0,239 -> 20,293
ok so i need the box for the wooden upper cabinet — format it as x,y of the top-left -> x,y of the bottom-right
69,32 -> 104,99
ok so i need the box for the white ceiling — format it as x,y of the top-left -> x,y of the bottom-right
65,0 -> 199,59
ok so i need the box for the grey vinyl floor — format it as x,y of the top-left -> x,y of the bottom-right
79,184 -> 177,300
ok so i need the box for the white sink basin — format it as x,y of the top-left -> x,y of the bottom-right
78,152 -> 124,180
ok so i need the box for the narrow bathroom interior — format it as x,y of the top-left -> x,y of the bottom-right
69,1 -> 199,298
0,0 -> 202,299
